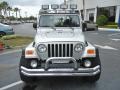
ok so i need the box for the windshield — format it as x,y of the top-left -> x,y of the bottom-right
39,15 -> 80,27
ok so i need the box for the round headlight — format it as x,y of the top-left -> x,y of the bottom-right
84,60 -> 91,68
31,60 -> 38,68
38,44 -> 47,53
74,43 -> 84,52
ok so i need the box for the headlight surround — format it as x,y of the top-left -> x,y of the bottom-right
37,44 -> 47,53
74,43 -> 84,52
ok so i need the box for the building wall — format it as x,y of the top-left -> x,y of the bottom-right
67,0 -> 120,23
97,0 -> 120,8
67,0 -> 120,9
115,5 -> 120,23
77,0 -> 120,9
84,0 -> 120,23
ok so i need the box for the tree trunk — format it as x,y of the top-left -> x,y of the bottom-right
0,9 -> 2,16
16,11 -> 17,19
9,10 -> 10,17
4,9 -> 7,18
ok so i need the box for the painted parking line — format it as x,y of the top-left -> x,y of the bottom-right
94,44 -> 118,50
111,38 -> 120,41
0,81 -> 23,90
0,49 -> 22,56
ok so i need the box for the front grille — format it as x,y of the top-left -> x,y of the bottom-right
48,44 -> 73,57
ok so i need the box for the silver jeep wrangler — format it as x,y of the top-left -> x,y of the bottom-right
19,4 -> 101,83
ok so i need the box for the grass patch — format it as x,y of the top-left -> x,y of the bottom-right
99,25 -> 118,29
107,22 -> 118,25
0,35 -> 33,48
98,22 -> 118,29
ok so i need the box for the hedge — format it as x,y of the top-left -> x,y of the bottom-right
96,15 -> 108,26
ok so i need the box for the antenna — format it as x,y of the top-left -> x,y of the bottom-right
64,0 -> 67,5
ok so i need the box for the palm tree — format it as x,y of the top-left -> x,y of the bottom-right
7,6 -> 12,17
14,7 -> 19,19
1,1 -> 8,17
18,9 -> 21,18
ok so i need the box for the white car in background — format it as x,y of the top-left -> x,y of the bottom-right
83,21 -> 98,31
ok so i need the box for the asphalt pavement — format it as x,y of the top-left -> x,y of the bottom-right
0,23 -> 120,90
11,23 -> 36,37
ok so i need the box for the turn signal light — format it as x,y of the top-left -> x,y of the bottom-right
87,49 -> 95,54
26,50 -> 34,55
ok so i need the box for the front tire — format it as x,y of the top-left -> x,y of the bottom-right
19,71 -> 36,83
19,50 -> 36,83
86,73 -> 101,82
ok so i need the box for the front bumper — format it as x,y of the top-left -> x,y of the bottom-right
20,65 -> 100,77
20,57 -> 100,77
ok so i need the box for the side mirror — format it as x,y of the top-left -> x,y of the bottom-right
33,23 -> 37,29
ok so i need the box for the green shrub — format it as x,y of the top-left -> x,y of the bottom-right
96,15 -> 108,26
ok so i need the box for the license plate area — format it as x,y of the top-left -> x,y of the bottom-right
49,63 -> 74,68
52,59 -> 70,64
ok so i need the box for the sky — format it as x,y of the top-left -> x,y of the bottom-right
1,0 -> 64,17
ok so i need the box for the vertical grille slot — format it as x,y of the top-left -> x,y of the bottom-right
55,44 -> 58,57
59,44 -> 62,57
48,43 -> 73,57
48,44 -> 50,57
70,44 -> 73,57
63,44 -> 65,57
52,44 -> 54,57
67,44 -> 69,57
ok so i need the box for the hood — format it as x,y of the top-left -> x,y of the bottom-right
46,30 -> 74,38
35,28 -> 85,43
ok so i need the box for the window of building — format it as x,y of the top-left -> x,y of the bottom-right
89,13 -> 94,22
97,6 -> 116,22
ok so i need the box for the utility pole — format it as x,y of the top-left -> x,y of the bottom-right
83,0 -> 85,21
19,9 -> 21,18
64,0 -> 66,5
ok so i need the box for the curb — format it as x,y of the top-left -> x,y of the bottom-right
7,45 -> 26,50
98,28 -> 120,32
0,49 -> 22,56
0,45 -> 26,51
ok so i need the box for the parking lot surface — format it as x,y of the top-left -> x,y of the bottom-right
0,24 -> 120,90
